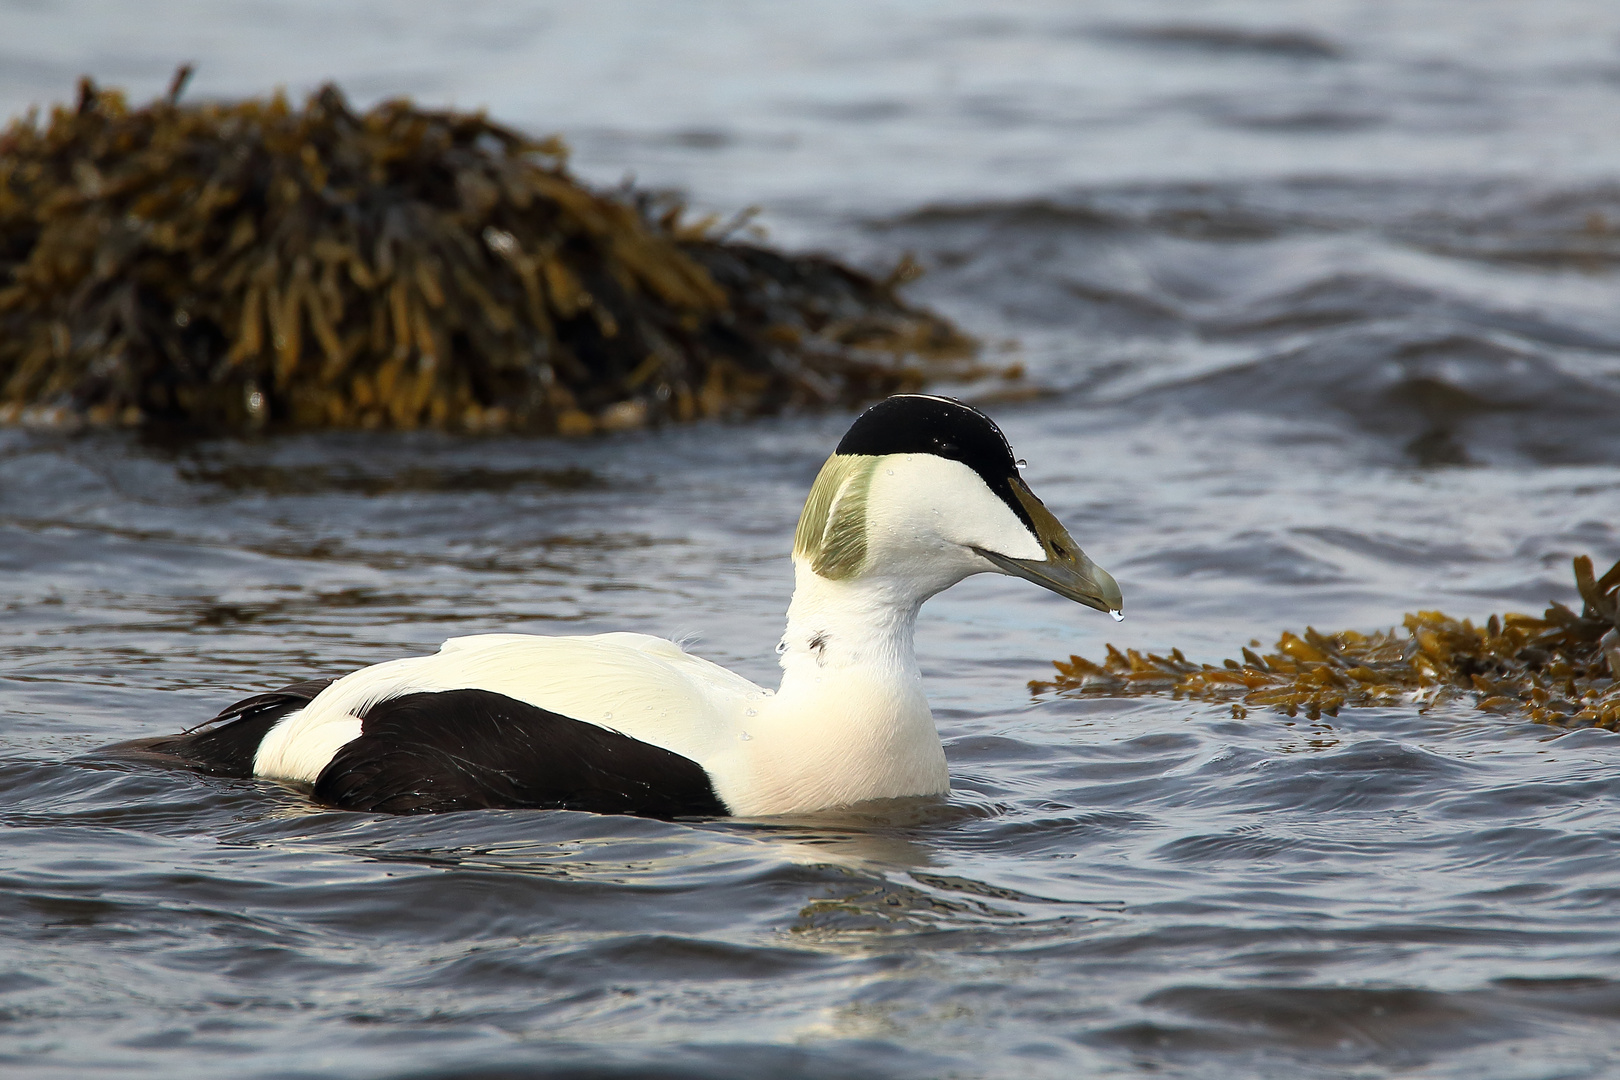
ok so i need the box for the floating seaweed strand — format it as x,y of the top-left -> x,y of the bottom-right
0,71 -> 978,434
1032,556 -> 1620,728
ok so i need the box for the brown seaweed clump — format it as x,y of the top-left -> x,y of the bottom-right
1032,556 -> 1620,727
0,71 -> 979,434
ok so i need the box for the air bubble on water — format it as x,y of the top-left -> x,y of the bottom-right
775,640 -> 788,654
1016,459 -> 1027,469
739,731 -> 752,741
745,708 -> 757,716
1109,610 -> 1125,622
603,712 -> 612,719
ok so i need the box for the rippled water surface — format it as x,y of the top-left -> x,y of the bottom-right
4,3 -> 1620,1078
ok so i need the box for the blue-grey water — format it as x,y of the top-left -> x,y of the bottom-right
4,3 -> 1620,1078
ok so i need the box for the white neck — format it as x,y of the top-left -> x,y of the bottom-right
714,559 -> 949,816
779,560 -> 924,678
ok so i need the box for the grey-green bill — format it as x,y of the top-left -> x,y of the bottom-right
973,477 -> 1123,618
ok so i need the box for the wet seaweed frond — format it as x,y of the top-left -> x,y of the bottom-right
0,74 -> 978,434
1032,556 -> 1620,727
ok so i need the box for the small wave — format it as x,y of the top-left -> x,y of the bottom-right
1127,327 -> 1620,465
1227,739 -> 1473,813
1114,984 -> 1521,1061
881,181 -> 1620,463
177,461 -> 606,497
1088,976 -> 1620,1072
1090,22 -> 1345,61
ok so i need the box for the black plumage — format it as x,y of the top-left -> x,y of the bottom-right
312,689 -> 729,818
835,394 -> 1033,532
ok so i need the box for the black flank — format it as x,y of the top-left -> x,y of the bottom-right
312,689 -> 729,819
90,678 -> 334,777
835,394 -> 1034,532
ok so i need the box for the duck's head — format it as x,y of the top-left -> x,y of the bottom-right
794,395 -> 1122,617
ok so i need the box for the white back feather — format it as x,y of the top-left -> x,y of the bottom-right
253,632 -> 764,783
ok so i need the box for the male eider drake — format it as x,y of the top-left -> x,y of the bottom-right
102,395 -> 1122,818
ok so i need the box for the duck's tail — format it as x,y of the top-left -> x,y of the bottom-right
86,679 -> 334,777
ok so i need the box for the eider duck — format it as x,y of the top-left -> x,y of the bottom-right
103,395 -> 1122,818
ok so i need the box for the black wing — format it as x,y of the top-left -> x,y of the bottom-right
312,689 -> 729,819
90,679 -> 334,777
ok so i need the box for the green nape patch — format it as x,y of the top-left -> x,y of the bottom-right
793,453 -> 881,580
1033,556 -> 1620,727
0,71 -> 985,435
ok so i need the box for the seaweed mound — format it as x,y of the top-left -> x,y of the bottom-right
0,72 -> 976,434
1033,556 -> 1620,727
